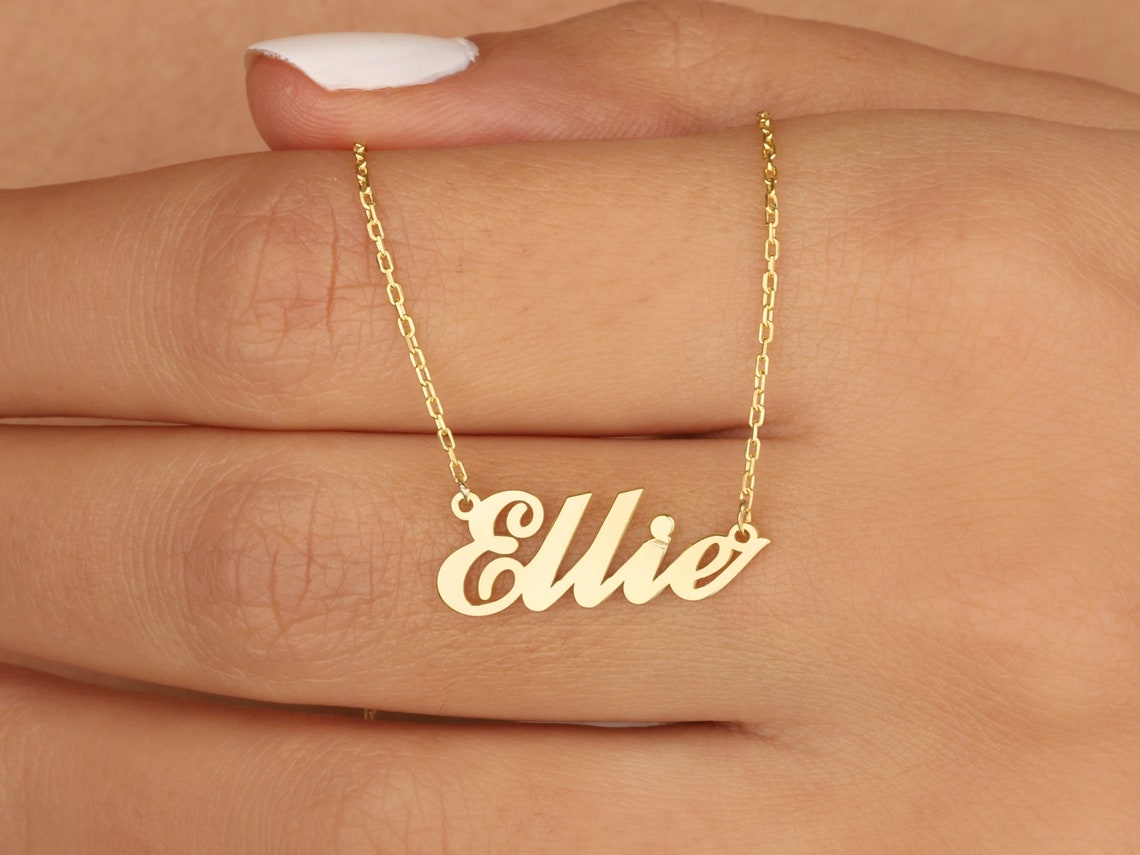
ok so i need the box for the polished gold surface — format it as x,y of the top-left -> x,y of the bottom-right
355,143 -> 470,496
437,489 -> 768,616
738,111 -> 779,532
354,113 -> 780,616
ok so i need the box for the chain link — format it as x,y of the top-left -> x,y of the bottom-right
738,111 -> 780,532
354,143 -> 470,498
354,113 -> 777,526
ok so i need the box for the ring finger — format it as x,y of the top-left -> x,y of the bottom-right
0,425 -> 835,724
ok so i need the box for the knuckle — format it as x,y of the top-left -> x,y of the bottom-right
851,123 -> 1085,406
884,122 -> 1140,432
178,156 -> 367,411
333,749 -> 455,854
625,0 -> 726,27
617,0 -> 747,74
937,552 -> 1140,730
178,459 -> 387,680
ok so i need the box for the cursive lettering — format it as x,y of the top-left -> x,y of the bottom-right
436,489 -> 768,616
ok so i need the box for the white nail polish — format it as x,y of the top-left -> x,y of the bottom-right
245,33 -> 478,91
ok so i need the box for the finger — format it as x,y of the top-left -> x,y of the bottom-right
1,665 -> 832,854
4,303 -> 1137,731
245,0 -> 1140,150
5,113 -> 1139,435
10,668 -> 1133,855
4,132 -> 767,433
0,426 -> 822,723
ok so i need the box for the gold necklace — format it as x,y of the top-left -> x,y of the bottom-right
354,112 -> 779,616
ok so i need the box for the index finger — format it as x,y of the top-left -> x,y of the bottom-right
245,1 -> 1140,150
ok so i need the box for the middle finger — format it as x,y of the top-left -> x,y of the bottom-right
5,114 -> 1134,434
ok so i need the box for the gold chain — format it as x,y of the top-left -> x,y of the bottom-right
738,111 -> 780,532
354,112 -> 778,524
355,143 -> 470,498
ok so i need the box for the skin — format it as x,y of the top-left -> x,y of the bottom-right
2,0 -> 1140,851
1,0 -> 1140,184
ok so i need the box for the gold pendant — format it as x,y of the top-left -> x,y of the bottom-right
437,490 -> 769,616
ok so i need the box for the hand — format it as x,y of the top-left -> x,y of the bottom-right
3,2 -> 1139,851
4,0 -> 1140,185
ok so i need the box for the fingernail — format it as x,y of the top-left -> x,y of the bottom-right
245,33 -> 479,91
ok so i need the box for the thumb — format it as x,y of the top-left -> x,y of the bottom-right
245,0 -> 1140,150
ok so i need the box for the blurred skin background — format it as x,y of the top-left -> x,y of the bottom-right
1,3 -> 1138,850
1,0 -> 1138,187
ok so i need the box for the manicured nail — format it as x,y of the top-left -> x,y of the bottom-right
245,33 -> 479,91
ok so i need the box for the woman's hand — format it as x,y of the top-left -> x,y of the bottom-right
5,0 -> 1140,185
247,0 -> 1140,149
3,2 -> 1139,851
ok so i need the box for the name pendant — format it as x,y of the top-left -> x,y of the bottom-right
437,489 -> 769,616
354,112 -> 782,619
